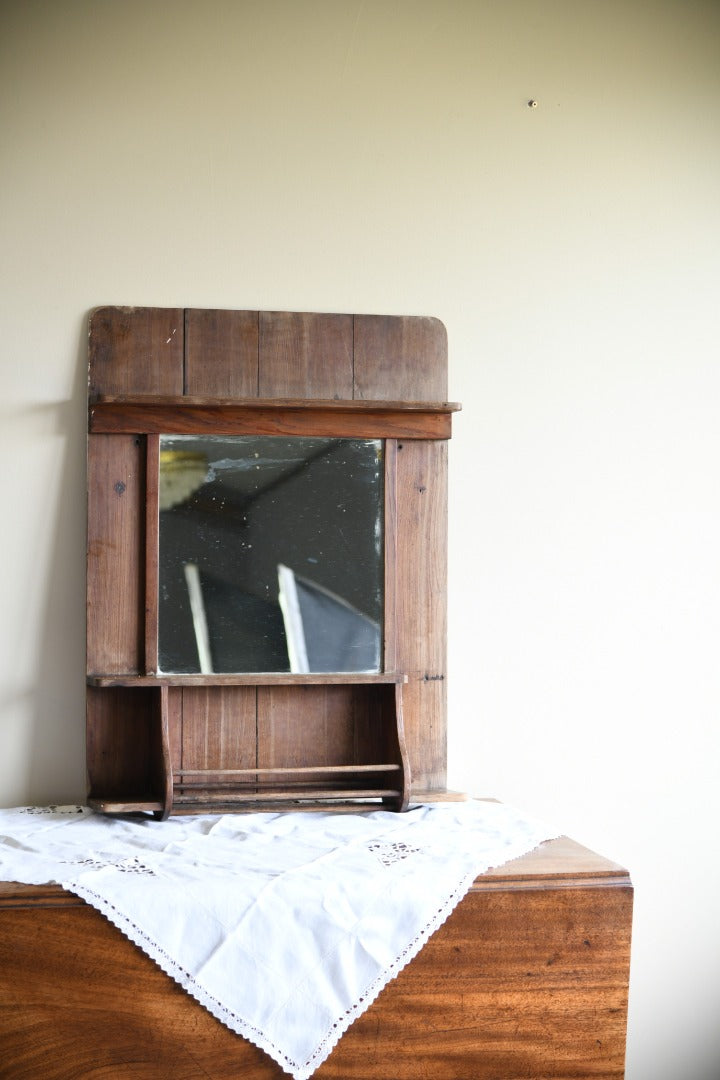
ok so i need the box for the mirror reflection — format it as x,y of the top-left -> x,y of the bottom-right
158,435 -> 384,674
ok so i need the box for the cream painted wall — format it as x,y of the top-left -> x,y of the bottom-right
2,1 -> 719,1076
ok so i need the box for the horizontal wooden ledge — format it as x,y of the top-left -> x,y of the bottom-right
88,395 -> 460,439
177,764 -> 401,777
86,793 -> 402,814
90,394 -> 461,411
87,797 -> 164,814
87,672 -> 407,687
172,788 -> 402,804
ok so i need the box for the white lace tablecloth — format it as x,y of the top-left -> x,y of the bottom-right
0,800 -> 557,1079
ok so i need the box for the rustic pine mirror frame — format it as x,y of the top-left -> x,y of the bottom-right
86,308 -> 459,818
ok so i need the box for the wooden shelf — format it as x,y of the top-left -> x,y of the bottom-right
89,773 -> 405,815
87,678 -> 410,818
87,797 -> 165,815
90,394 -> 461,411
88,672 -> 407,687
173,764 -> 404,803
88,395 -> 460,439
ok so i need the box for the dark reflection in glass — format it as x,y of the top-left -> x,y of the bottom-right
157,435 -> 383,674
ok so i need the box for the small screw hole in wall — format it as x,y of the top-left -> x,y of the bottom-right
528,99 -> 538,108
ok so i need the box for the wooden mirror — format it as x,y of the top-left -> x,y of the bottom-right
86,308 -> 458,817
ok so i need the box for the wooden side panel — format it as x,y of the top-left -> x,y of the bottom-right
0,869 -> 632,1080
258,311 -> 353,398
86,434 -> 144,674
153,685 -> 173,817
395,440 -> 448,791
353,315 -> 448,402
348,684 -> 409,808
184,309 -> 259,396
88,306 -> 184,397
87,309 -> 183,808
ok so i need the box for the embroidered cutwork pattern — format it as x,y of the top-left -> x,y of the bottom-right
67,855 -> 156,875
367,840 -> 419,867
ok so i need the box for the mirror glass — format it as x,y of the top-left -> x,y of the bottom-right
158,435 -> 384,674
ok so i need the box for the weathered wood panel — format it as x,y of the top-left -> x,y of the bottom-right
394,439 -> 448,790
184,309 -> 259,396
353,314 -> 448,402
180,686 -> 257,773
89,306 -> 184,397
259,311 -> 353,399
257,684 -> 361,769
86,434 -> 145,674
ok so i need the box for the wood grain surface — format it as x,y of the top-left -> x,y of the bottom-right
0,837 -> 631,1080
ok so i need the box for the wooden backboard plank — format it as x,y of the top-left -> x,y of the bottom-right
353,315 -> 448,402
180,686 -> 257,773
184,309 -> 259,396
89,307 -> 184,397
258,311 -> 353,398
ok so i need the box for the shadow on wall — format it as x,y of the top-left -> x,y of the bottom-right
7,319 -> 89,804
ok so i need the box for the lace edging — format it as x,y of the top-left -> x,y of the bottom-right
297,865 -> 482,1078
65,882 -> 299,1077
293,834 -> 554,1078
64,834 -> 552,1080
65,864 -> 481,1080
